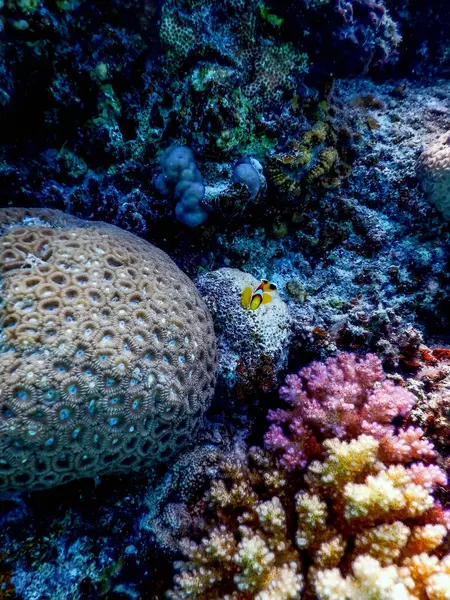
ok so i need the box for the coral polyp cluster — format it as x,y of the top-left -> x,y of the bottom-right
168,353 -> 450,599
265,352 -> 422,469
169,431 -> 449,599
0,208 -> 217,491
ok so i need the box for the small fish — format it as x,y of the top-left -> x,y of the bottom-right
241,279 -> 277,311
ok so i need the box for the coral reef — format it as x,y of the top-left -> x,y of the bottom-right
232,159 -> 264,200
418,131 -> 450,220
158,0 -> 309,99
0,0 -> 401,232
267,0 -> 401,76
168,353 -> 450,599
0,1 -> 450,599
0,208 -> 217,491
0,423 -> 232,600
197,268 -> 291,389
140,438 -> 229,554
159,0 -> 399,86
269,79 -> 450,366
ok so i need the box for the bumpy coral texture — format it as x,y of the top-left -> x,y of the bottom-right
408,358 -> 450,453
418,131 -> 450,220
196,268 -> 291,387
265,352 -> 425,470
155,146 -> 210,228
168,438 -> 449,599
0,208 -> 217,491
168,353 -> 450,599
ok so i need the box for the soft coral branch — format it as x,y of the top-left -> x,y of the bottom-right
266,353 -> 419,469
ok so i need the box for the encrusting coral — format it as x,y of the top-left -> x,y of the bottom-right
0,208 -> 217,491
196,268 -> 291,389
168,353 -> 450,599
417,131 -> 450,220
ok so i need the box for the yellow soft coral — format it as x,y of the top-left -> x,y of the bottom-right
425,556 -> 450,600
344,467 -> 434,521
316,553 -> 450,600
315,555 -> 410,600
306,435 -> 382,494
169,433 -> 450,599
354,522 -> 410,565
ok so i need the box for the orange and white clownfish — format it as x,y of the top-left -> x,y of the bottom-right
240,279 -> 277,311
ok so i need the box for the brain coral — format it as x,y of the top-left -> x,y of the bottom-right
0,208 -> 217,491
418,131 -> 450,220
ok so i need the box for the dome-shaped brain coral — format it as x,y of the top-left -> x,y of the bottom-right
0,208 -> 217,491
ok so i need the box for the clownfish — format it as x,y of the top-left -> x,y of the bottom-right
241,279 -> 277,311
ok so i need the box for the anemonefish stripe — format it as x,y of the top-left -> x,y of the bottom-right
241,279 -> 277,311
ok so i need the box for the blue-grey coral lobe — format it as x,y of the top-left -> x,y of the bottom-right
0,0 -> 450,599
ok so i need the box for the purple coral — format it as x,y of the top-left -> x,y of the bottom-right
265,352 -> 426,470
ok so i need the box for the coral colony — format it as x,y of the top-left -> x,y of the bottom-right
0,208 -> 216,491
168,355 -> 450,599
0,1 -> 450,599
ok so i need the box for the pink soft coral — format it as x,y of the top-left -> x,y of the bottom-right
265,353 -> 421,470
168,353 -> 450,600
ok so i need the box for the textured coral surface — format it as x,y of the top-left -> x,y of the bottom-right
168,354 -> 450,600
266,353 -> 422,469
197,267 -> 291,388
408,358 -> 450,457
418,131 -> 450,220
0,208 -> 217,491
168,436 -> 450,599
